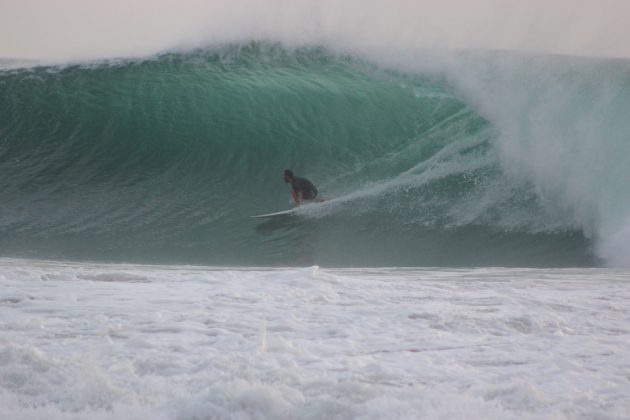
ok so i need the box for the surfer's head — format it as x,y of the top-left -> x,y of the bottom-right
283,169 -> 294,183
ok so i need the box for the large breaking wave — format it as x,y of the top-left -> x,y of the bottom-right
1,44 -> 628,266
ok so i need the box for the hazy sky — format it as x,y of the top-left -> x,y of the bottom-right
2,0 -> 630,61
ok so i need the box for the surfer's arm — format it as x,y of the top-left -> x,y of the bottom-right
291,190 -> 300,206
291,190 -> 302,206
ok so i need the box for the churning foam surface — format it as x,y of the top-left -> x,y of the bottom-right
1,259 -> 629,419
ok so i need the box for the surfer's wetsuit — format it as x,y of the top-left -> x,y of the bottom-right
290,177 -> 318,200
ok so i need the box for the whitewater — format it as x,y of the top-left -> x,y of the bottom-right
1,259 -> 629,419
2,1 -> 630,419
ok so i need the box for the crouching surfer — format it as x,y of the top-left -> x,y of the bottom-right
283,169 -> 324,206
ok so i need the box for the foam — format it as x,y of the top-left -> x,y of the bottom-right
1,258 -> 629,418
436,53 -> 630,266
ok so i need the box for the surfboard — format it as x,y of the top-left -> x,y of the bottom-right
251,201 -> 325,218
251,208 -> 297,218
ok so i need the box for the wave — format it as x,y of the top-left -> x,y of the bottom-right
1,44 -> 628,267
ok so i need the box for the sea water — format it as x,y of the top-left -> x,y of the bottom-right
2,47 -> 629,267
1,259 -> 629,419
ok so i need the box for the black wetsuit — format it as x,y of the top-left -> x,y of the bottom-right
291,177 -> 318,200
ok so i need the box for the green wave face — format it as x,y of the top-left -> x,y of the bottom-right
0,46 -> 598,266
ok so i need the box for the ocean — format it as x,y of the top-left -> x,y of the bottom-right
1,40 -> 630,419
2,45 -> 629,267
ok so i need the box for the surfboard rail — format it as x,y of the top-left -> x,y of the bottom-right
251,208 -> 297,218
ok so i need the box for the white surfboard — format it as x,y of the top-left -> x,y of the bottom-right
251,201 -> 326,218
251,208 -> 297,218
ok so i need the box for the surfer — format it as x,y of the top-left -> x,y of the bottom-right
283,169 -> 322,206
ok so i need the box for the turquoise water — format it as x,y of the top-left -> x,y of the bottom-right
1,45 -> 629,266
